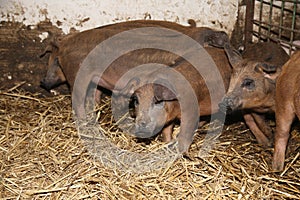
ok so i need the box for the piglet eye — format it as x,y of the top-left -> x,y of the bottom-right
241,78 -> 255,90
153,98 -> 165,108
130,95 -> 138,107
154,101 -> 165,108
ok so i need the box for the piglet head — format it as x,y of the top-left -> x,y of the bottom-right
133,83 -> 177,138
40,38 -> 66,91
219,44 -> 281,113
40,57 -> 66,91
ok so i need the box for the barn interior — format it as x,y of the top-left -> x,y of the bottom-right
1,1 -> 300,199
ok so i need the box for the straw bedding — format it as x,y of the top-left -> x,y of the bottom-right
0,84 -> 299,199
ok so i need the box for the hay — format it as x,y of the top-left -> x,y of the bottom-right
0,85 -> 299,199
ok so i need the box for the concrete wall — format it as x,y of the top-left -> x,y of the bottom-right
1,0 -> 239,34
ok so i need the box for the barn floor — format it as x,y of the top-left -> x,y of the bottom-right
0,21 -> 300,199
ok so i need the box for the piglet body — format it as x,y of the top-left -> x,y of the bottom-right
40,19 -> 228,102
273,51 -> 300,171
131,47 -> 232,153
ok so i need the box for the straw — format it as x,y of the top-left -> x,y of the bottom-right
0,87 -> 299,199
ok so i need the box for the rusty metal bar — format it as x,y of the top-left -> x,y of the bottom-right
244,0 -> 255,47
267,0 -> 274,42
278,0 -> 285,39
287,0 -> 298,54
252,30 -> 300,49
247,0 -> 299,54
253,20 -> 300,34
258,0 -> 300,14
257,0 -> 264,42
274,0 -> 300,3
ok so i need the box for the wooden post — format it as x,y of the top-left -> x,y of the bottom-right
244,0 -> 255,48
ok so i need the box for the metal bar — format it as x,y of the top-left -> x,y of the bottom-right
250,0 -> 300,56
267,0 -> 274,42
252,30 -> 300,49
274,0 -> 300,3
288,0 -> 297,54
244,0 -> 255,47
258,0 -> 264,42
278,0 -> 285,39
256,0 -> 300,14
253,20 -> 300,34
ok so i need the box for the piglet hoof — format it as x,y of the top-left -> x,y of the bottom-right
271,153 -> 285,172
166,139 -> 187,153
263,141 -> 272,148
177,139 -> 192,155
257,138 -> 272,148
94,96 -> 101,105
182,151 -> 194,161
268,136 -> 274,148
167,140 -> 178,152
271,161 -> 284,172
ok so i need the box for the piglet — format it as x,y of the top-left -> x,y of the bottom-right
40,20 -> 231,120
217,42 -> 293,171
40,20 -> 229,109
273,51 -> 300,171
119,47 -> 232,153
218,42 -> 290,145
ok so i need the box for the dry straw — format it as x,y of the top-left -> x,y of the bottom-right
0,84 -> 299,199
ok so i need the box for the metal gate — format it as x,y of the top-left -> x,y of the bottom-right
244,0 -> 300,55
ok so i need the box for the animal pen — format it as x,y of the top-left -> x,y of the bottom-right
244,0 -> 300,54
0,1 -> 300,199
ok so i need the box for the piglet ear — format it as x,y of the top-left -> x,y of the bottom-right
224,43 -> 243,69
254,63 -> 281,80
206,31 -> 230,48
40,45 -> 53,58
154,84 -> 177,101
117,77 -> 140,97
39,35 -> 60,58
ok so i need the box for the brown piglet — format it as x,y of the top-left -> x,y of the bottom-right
122,47 -> 232,153
218,42 -> 292,171
273,51 -> 300,171
40,19 -> 229,109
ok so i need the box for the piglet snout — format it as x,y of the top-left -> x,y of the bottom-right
135,120 -> 152,134
40,79 -> 52,91
219,97 -> 234,113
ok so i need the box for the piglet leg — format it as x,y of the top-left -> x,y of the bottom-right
176,121 -> 198,154
272,103 -> 294,171
251,113 -> 273,140
243,113 -> 271,147
94,89 -> 102,104
162,123 -> 174,142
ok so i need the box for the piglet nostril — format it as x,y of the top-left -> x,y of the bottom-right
40,79 -> 46,87
218,102 -> 228,113
140,121 -> 147,128
40,78 -> 45,85
226,98 -> 233,107
40,79 -> 51,91
219,97 -> 234,113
